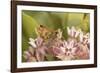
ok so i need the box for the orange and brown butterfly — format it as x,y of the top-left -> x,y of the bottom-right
35,25 -> 54,40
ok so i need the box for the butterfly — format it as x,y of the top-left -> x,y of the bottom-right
35,24 -> 63,41
35,25 -> 53,40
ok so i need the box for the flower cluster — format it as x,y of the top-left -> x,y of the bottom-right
23,26 -> 90,62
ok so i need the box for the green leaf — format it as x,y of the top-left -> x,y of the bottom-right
22,12 -> 38,39
81,13 -> 90,32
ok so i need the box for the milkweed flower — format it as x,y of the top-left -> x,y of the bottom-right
23,46 -> 37,62
79,32 -> 90,47
24,37 -> 48,62
67,26 -> 80,38
28,37 -> 43,48
23,26 -> 90,62
66,26 -> 90,59
75,43 -> 90,59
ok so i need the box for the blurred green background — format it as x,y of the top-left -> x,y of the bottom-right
22,10 -> 90,62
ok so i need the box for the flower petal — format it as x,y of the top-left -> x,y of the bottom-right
67,27 -> 70,36
35,37 -> 43,47
28,38 -> 37,48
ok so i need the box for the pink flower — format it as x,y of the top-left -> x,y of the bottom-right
25,37 -> 48,62
35,37 -> 43,47
75,44 -> 90,59
28,37 -> 43,48
23,46 -> 37,62
51,46 -> 66,56
55,39 -> 77,60
79,32 -> 90,46
63,39 -> 77,54
67,26 -> 80,38
23,26 -> 90,61
35,48 -> 45,61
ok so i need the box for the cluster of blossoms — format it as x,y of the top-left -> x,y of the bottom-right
23,26 -> 90,62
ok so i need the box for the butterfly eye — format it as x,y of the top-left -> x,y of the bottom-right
40,25 -> 43,27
